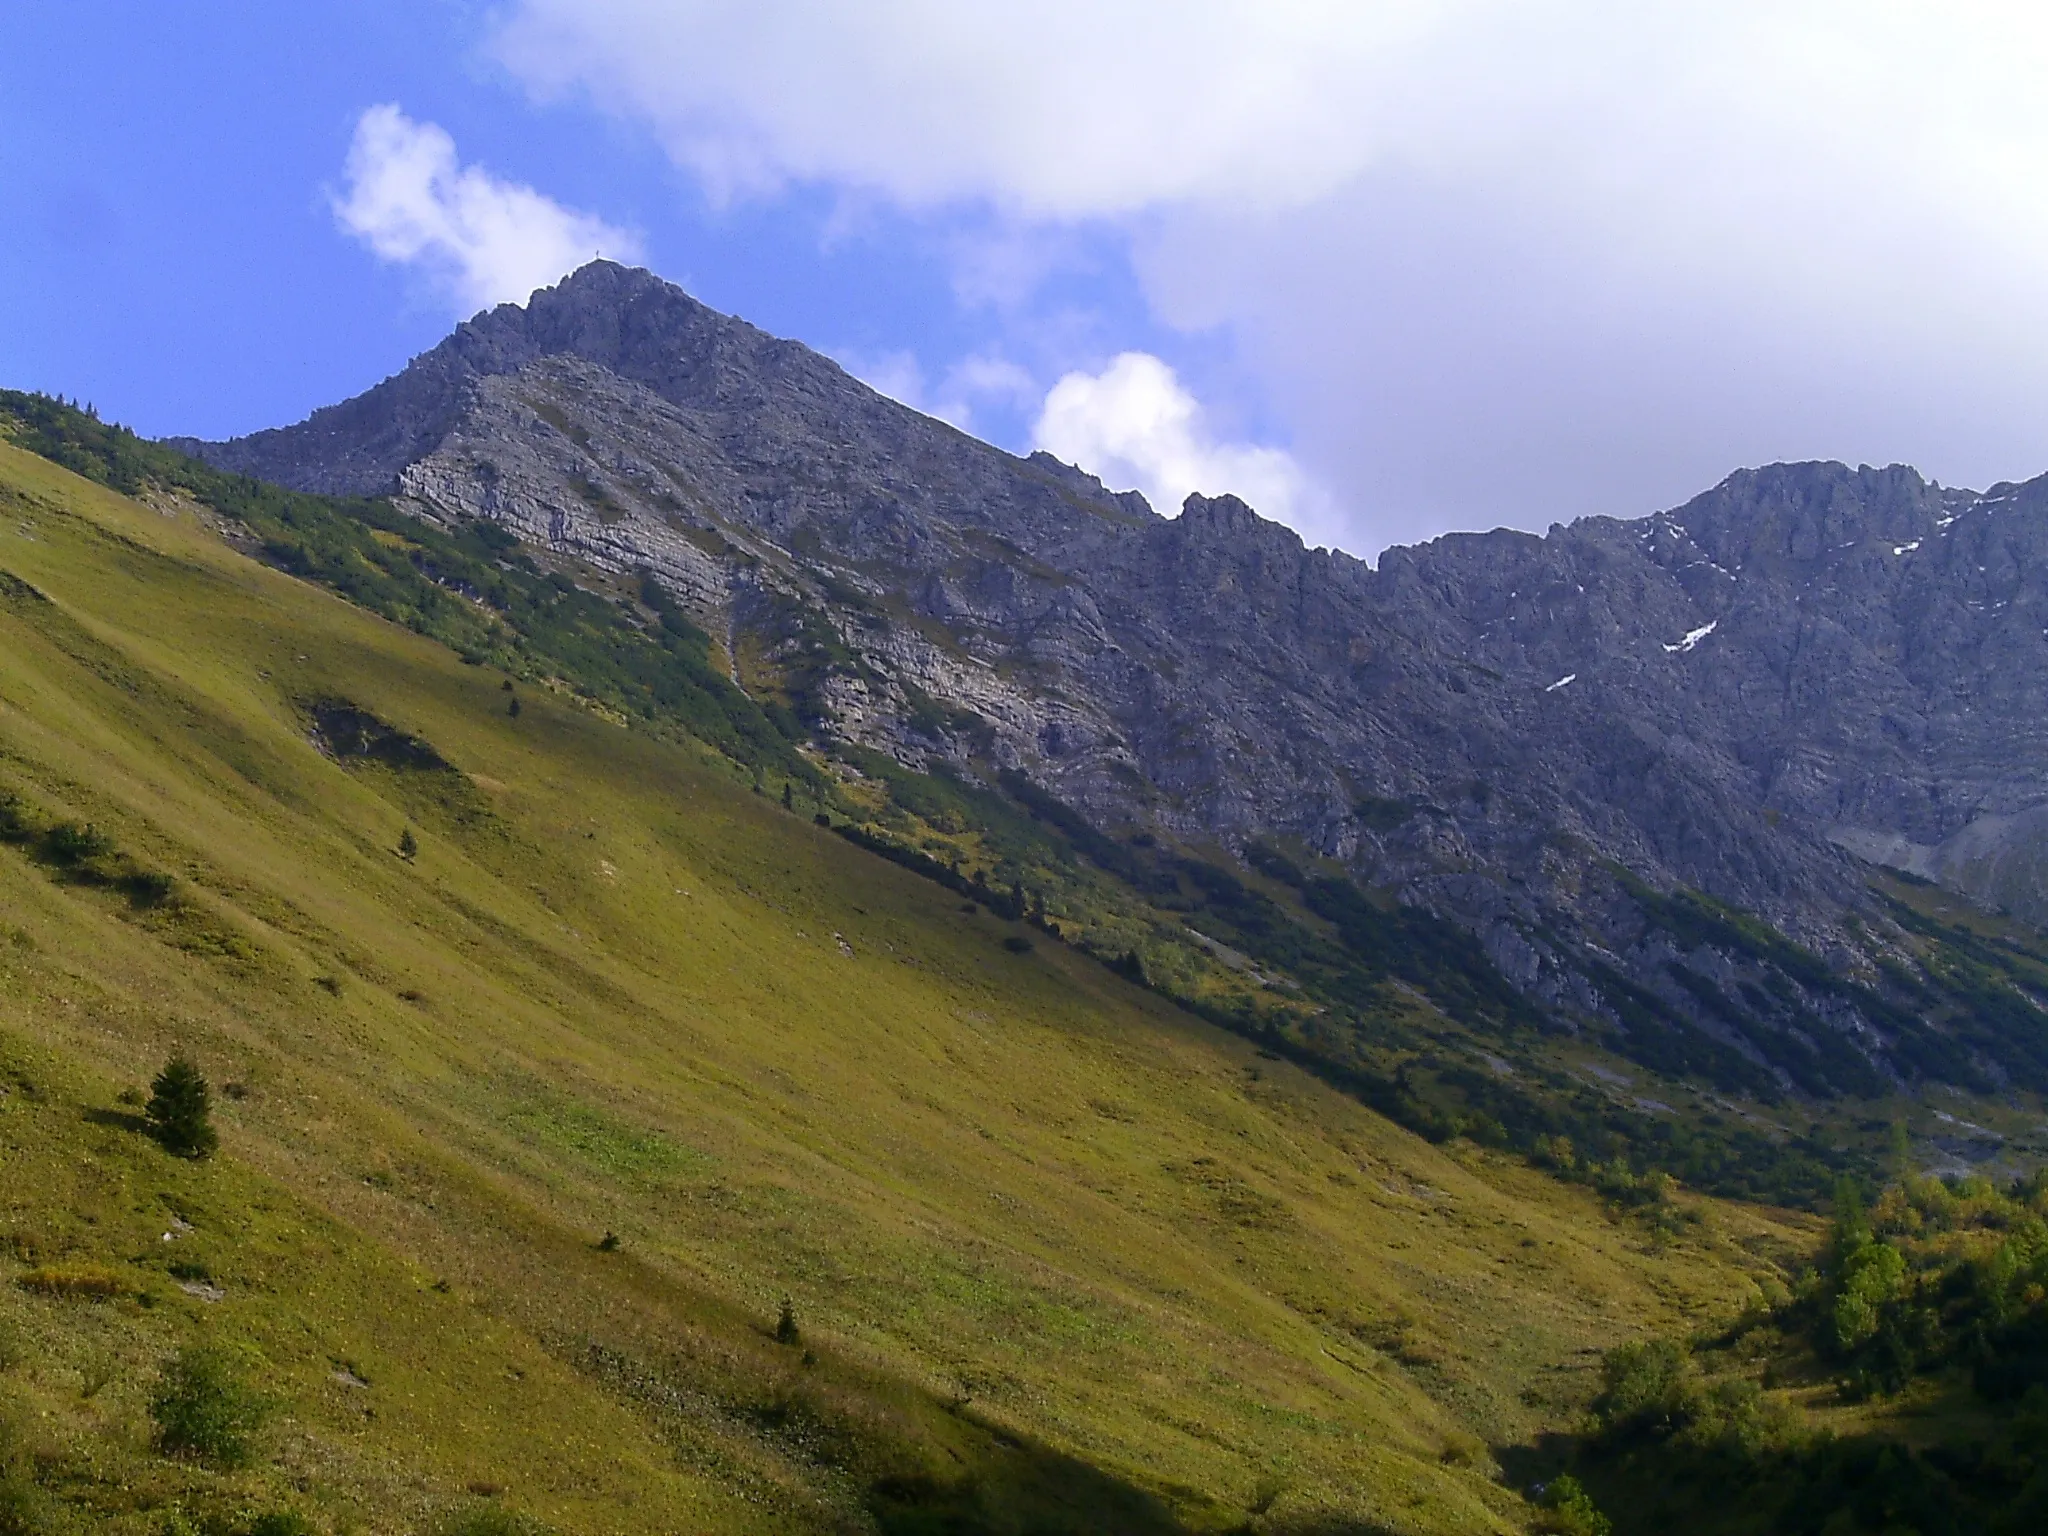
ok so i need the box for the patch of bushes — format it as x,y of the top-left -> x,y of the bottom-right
307,699 -> 454,773
1878,893 -> 2048,1093
0,794 -> 178,913
39,821 -> 112,865
1168,847 -> 1847,1206
1626,874 -> 2005,1094
0,795 -> 179,909
150,1343 -> 269,1468
1534,1474 -> 1611,1536
1559,1170 -> 2048,1533
1351,795 -> 1420,834
829,821 -> 1029,921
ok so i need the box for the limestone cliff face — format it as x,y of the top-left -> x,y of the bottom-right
178,262 -> 2048,1091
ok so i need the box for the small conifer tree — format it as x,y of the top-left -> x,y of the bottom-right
775,1297 -> 800,1345
147,1054 -> 218,1159
397,828 -> 419,860
781,782 -> 794,811
507,695 -> 521,718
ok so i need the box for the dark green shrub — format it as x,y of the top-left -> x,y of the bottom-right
150,1343 -> 267,1467
245,1515 -> 314,1536
776,1297 -> 800,1345
147,1055 -> 218,1159
397,828 -> 419,860
121,868 -> 176,906
1534,1474 -> 1611,1536
40,821 -> 112,865
1593,1338 -> 1692,1439
1002,935 -> 1034,955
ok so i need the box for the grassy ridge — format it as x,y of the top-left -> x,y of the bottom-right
0,440 -> 1806,1532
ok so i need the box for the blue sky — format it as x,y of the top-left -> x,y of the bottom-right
9,4 -> 2048,557
0,2 -> 1173,460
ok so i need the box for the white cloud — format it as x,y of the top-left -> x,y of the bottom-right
495,0 -> 1448,216
495,3 -> 2048,247
1032,354 -> 1337,547
837,349 -> 943,419
488,2 -> 2048,547
839,348 -> 1040,434
334,104 -> 641,313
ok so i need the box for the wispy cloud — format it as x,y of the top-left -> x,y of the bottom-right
839,347 -> 1040,434
334,104 -> 641,313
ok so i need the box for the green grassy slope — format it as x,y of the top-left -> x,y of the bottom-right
0,441 -> 1808,1534
0,392 -> 1890,1214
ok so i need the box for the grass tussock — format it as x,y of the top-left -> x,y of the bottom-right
17,1266 -> 126,1301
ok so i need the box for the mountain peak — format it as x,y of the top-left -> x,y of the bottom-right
173,261 -> 813,497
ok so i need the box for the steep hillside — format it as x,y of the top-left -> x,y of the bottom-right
0,440 -> 1805,1533
165,264 -> 2048,1130
14,389 -> 1943,1216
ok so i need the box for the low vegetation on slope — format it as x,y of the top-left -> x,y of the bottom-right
1555,1170 -> 2048,1535
12,391 -> 2024,1219
0,434 -> 1815,1531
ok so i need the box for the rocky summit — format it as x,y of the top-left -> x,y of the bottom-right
180,261 -> 2048,1099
